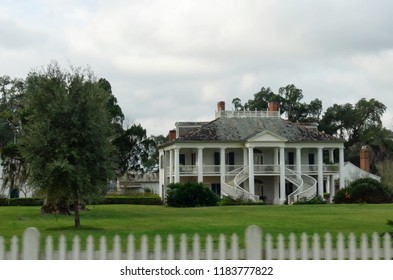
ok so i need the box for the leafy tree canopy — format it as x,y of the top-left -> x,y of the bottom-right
232,84 -> 322,122
19,62 -> 116,227
319,98 -> 387,148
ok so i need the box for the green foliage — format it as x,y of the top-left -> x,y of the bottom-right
166,182 -> 219,207
293,196 -> 327,205
0,197 -> 45,206
0,197 -> 7,206
218,195 -> 265,206
18,62 -> 116,226
112,124 -> 162,176
101,195 -> 162,205
334,178 -> 393,204
319,98 -> 386,148
0,76 -> 27,196
232,84 -> 322,122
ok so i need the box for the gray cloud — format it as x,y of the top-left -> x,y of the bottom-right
1,0 -> 393,135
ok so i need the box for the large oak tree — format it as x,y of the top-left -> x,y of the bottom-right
19,63 -> 115,227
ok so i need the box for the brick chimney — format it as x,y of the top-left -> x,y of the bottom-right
169,129 -> 176,141
217,101 -> 225,112
268,101 -> 279,112
359,146 -> 370,172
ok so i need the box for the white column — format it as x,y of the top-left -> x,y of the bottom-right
296,148 -> 302,174
174,148 -> 180,183
273,177 -> 280,204
243,148 -> 248,167
169,149 -> 174,183
317,147 -> 324,197
220,147 -> 226,180
329,175 -> 335,202
279,147 -> 286,203
329,149 -> 335,163
248,147 -> 255,195
197,148 -> 204,183
158,150 -> 164,198
274,148 -> 279,173
339,147 -> 345,189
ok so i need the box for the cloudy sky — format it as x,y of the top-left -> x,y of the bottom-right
1,0 -> 393,136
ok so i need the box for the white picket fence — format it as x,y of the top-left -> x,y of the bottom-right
0,226 -> 392,260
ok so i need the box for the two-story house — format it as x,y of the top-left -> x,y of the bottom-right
158,101 -> 345,204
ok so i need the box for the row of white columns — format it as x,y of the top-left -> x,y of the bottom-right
164,146 -> 345,200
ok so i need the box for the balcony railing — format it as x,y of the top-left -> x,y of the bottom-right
216,110 -> 280,119
168,164 -> 339,176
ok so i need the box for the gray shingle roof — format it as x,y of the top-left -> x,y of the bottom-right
176,117 -> 342,143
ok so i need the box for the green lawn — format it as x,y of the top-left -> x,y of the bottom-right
0,204 -> 392,249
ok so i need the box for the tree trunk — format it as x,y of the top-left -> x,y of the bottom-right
74,197 -> 80,228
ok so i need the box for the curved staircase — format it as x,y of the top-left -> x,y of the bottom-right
220,166 -> 259,201
287,169 -> 317,204
221,166 -> 317,204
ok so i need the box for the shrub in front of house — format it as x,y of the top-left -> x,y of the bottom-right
334,178 -> 393,204
293,196 -> 327,205
166,182 -> 219,207
218,195 -> 265,206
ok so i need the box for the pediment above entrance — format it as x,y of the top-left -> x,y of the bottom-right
247,130 -> 287,143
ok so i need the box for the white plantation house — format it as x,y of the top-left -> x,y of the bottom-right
158,101 -> 350,205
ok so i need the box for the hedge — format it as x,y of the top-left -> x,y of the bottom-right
0,196 -> 163,206
0,197 -> 44,206
100,195 -> 162,205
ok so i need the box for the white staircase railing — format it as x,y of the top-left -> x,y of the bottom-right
297,174 -> 317,201
221,166 -> 317,204
287,168 -> 317,204
221,166 -> 259,202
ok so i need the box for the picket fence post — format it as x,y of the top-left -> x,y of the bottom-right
205,234 -> 213,260
192,234 -> 200,260
59,235 -> 66,260
166,234 -> 174,260
22,227 -> 40,260
10,236 -> 18,260
113,235 -> 121,260
127,234 -> 135,260
324,232 -> 332,260
383,233 -> 391,260
0,236 -> 5,260
265,233 -> 273,259
86,235 -> 94,260
180,234 -> 187,260
72,235 -> 81,260
245,225 -> 262,259
230,233 -> 239,260
140,235 -> 148,260
218,234 -> 226,260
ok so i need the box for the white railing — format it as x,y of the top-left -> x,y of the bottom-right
296,174 -> 317,201
286,168 -> 304,204
301,164 -> 339,174
179,165 -> 198,175
254,165 -> 279,175
202,165 -> 220,174
2,226 -> 392,260
287,168 -> 317,204
216,110 -> 280,119
221,166 -> 259,202
169,164 -> 339,177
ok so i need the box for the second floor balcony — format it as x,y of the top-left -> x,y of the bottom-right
170,164 -> 339,176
